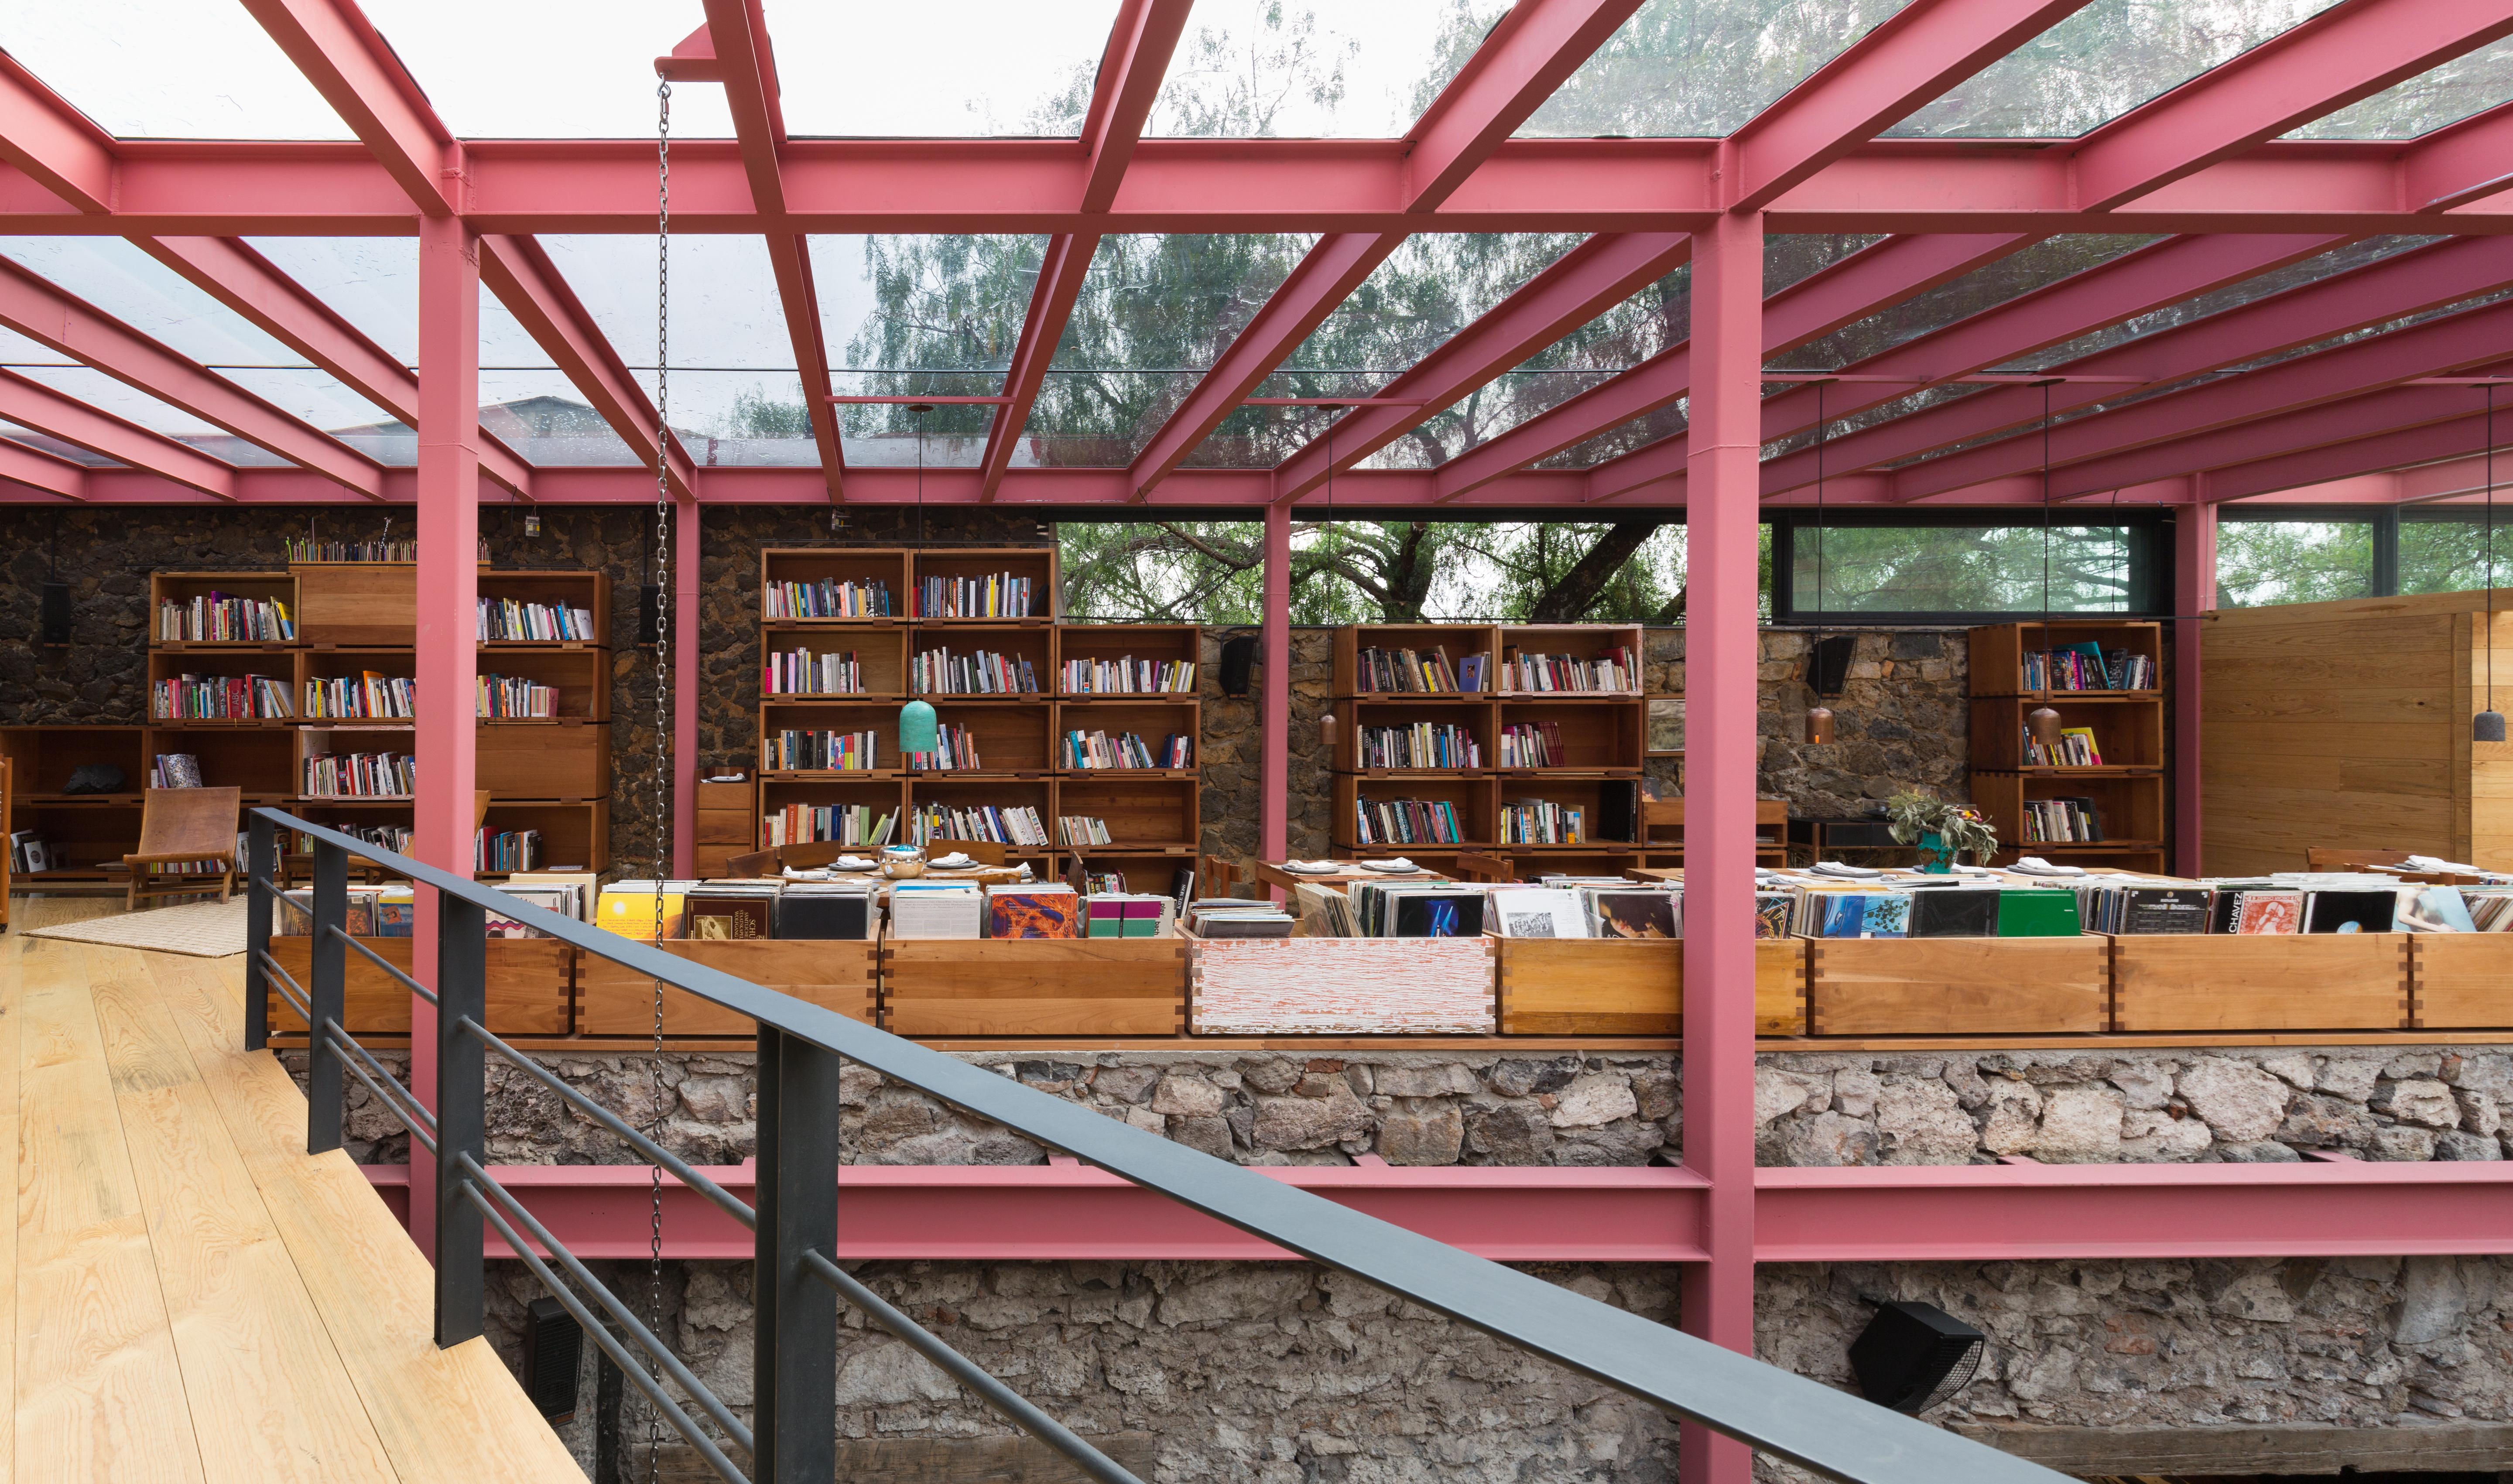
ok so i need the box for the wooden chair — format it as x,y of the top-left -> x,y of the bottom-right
725,841 -> 848,879
124,786 -> 241,909
927,839 -> 1009,866
1455,850 -> 1518,883
2304,845 -> 2482,885
1638,795 -> 1789,868
1198,853 -> 1253,899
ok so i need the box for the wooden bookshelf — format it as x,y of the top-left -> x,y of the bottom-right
147,571 -> 298,649
1966,619 -> 2169,873
910,547 -> 1058,622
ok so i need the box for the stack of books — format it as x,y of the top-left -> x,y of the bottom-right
1350,795 -> 1465,846
986,882 -> 1082,937
890,881 -> 985,939
2024,643 -> 2155,692
1061,729 -> 1189,769
904,724 -> 983,772
684,880 -> 783,940
764,729 -> 880,772
475,827 -> 542,874
1504,647 -> 1633,691
2020,726 -> 2104,767
309,671 -> 416,719
476,598 -> 598,642
913,646 -> 1038,695
477,674 -> 558,718
1058,815 -> 1114,846
1060,657 -> 1194,693
303,750 -> 417,797
1497,721 -> 1568,767
2020,796 -> 2103,842
1353,645 -> 1475,693
151,753 -> 204,789
1497,798 -> 1583,845
915,572 -> 1035,619
1085,892 -> 1174,936
1184,899 -> 1295,938
157,592 -> 294,642
1359,722 -> 1479,769
764,578 -> 891,619
912,802 -> 1050,848
155,673 -> 294,720
763,802 -> 897,848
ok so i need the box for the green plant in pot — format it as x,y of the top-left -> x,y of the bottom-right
1883,790 -> 1998,874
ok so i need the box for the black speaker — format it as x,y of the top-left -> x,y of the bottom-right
637,581 -> 662,647
1849,1300 -> 1983,1414
520,1296 -> 583,1422
1219,634 -> 1259,696
38,579 -> 70,645
1808,633 -> 1856,697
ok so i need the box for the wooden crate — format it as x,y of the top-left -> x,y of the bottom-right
695,780 -> 753,876
292,562 -> 416,646
1495,937 -> 1805,1036
1805,936 -> 2109,1036
577,939 -> 879,1036
264,936 -> 572,1036
2412,934 -> 2513,1029
1188,933 -> 1495,1035
882,936 -> 1187,1036
2110,933 -> 2413,1033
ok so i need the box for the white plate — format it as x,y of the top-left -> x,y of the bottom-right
833,855 -> 876,871
1279,861 -> 1343,874
929,853 -> 977,869
1359,858 -> 1419,873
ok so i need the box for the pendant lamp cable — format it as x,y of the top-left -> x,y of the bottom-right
2489,383 -> 2499,719
1813,379 -> 1826,667
2041,379 -> 2054,633
645,71 -> 671,1484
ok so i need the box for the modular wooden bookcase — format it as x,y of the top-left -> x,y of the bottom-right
752,547 -> 1202,896
1966,619 -> 2169,875
0,564 -> 613,881
1328,622 -> 1646,876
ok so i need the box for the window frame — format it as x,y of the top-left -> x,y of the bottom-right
1767,507 -> 2171,626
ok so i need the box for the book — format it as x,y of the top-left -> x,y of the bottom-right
2116,888 -> 2212,935
773,884 -> 873,940
1995,889 -> 2081,937
2395,885 -> 2478,934
1753,892 -> 1795,940
1491,887 -> 1586,939
595,880 -> 694,941
2303,889 -> 2401,935
2232,890 -> 2302,935
1859,894 -> 1912,939
1907,889 -> 1997,938
1589,889 -> 1678,940
685,882 -> 779,940
986,885 -> 1082,939
888,882 -> 984,939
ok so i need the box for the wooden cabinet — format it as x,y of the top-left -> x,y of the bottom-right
1968,619 -> 2170,874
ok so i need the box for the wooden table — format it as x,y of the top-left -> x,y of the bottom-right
1253,862 -> 1450,892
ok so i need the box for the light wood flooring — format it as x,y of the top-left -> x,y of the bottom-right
0,893 -> 583,1483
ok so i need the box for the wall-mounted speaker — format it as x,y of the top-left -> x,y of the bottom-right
1849,1300 -> 1983,1414
637,581 -> 663,648
1219,635 -> 1259,697
521,1296 -> 583,1422
1808,633 -> 1857,697
38,579 -> 70,645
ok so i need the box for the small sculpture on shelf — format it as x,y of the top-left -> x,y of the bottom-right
1883,790 -> 1996,874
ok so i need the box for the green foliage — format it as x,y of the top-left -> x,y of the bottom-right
1791,522 -> 2136,614
1883,789 -> 1999,865
2214,519 -> 2374,608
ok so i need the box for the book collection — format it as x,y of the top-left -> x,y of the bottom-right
915,571 -> 1037,619
1351,796 -> 1467,846
1353,645 -> 1480,694
1504,648 -> 1634,692
763,577 -> 893,619
475,827 -> 541,873
275,872 -> 590,938
280,535 -> 493,563
1497,799 -> 1585,845
8,830 -> 50,875
2020,796 -> 2104,843
2020,725 -> 2104,767
911,646 -> 1039,695
2024,643 -> 2156,691
151,752 -> 204,788
154,673 -> 293,721
1061,729 -> 1190,770
298,821 -> 412,857
306,671 -> 415,719
157,592 -> 295,643
302,749 -> 417,798
1185,897 -> 1297,937
906,724 -> 983,771
761,802 -> 898,847
589,876 -> 1173,942
911,801 -> 1052,848
1059,656 -> 1195,694
477,674 -> 559,719
476,597 -> 599,642
1293,880 -> 1501,938
763,728 -> 880,772
1058,815 -> 1113,846
1496,721 -> 1569,768
2081,873 -> 2513,935
1359,722 -> 1479,770
761,647 -> 862,696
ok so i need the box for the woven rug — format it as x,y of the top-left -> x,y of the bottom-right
24,898 -> 249,957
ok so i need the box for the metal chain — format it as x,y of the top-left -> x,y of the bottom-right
647,72 -> 671,1484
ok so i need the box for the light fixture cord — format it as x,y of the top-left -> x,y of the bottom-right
645,70 -> 670,1484
2490,382 -> 2498,714
1813,380 -> 1826,668
2041,380 -> 2054,635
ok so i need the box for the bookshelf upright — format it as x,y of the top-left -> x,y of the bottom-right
1966,619 -> 2169,874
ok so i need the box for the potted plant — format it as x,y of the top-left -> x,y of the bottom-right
1883,790 -> 1998,873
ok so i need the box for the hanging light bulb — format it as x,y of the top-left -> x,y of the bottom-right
900,403 -> 941,757
2027,380 -> 2065,754
1805,704 -> 1835,745
2481,384 -> 2504,742
1804,381 -> 1835,744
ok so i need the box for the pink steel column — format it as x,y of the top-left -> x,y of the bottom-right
2174,501 -> 2216,874
411,214 -> 483,1256
673,496 -> 700,877
1261,500 -> 1291,872
1679,209 -> 1762,1484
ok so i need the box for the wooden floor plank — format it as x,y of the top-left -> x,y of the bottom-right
144,954 -> 584,1484
85,945 -> 398,1484
13,933 -> 205,1484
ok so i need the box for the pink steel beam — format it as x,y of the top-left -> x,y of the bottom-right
2405,99 -> 2513,211
1774,234 -> 2513,498
1894,294 -> 2513,500
1400,0 -> 1648,211
239,0 -> 458,217
2205,410 -> 2497,502
1588,232 -> 2348,502
1274,232 -> 1695,503
977,231 -> 1101,501
1128,233 -> 1404,499
0,256 -> 387,498
1726,0 -> 2094,210
477,234 -> 698,501
0,54 -> 112,213
2066,0 -> 2513,212
137,236 -> 536,497
0,368 -> 239,499
0,437 -> 87,501
1261,502 -> 1291,872
2174,504 -> 2214,873
1432,232 -> 2041,501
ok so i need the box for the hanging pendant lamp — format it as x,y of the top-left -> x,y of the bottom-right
1317,406 -> 1344,752
2025,381 -> 2065,752
2480,385 -> 2504,742
1804,381 -> 1835,745
899,403 -> 941,757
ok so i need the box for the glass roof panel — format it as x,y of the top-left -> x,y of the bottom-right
0,327 -> 75,366
3,428 -> 123,467
360,0 -> 735,139
1019,370 -> 1205,465
480,373 -> 640,467
811,234 -> 1043,467
772,0 -> 1124,136
0,2 -> 352,140
1359,370 -> 1625,468
8,366 -> 283,465
1049,235 -> 1316,371
1151,0 -> 1506,138
244,239 -> 420,367
1884,0 -> 2346,140
1271,233 -> 1587,382
1180,403 -> 1339,468
538,235 -> 796,447
1781,235 -> 2159,371
1520,0 -> 1916,138
2286,36 -> 2513,139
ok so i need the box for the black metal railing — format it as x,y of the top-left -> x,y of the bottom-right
243,807 -> 2064,1484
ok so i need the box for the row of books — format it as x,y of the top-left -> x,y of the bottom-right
1780,886 -> 2080,940
476,598 -> 598,643
1351,797 -> 1467,846
306,671 -> 415,719
1497,721 -> 1568,769
2024,643 -> 2155,692
1497,800 -> 1584,845
1059,814 -> 1113,846
302,751 -> 416,797
2020,725 -> 2105,768
907,724 -> 984,771
1060,657 -> 1194,694
916,573 -> 1037,619
1061,730 -> 1189,770
764,578 -> 893,619
155,674 -> 293,721
762,648 -> 862,696
912,647 -> 1039,695
276,885 -> 418,936
307,821 -> 412,857
1359,722 -> 1479,770
8,830 -> 51,875
479,674 -> 559,719
151,752 -> 204,789
1504,648 -> 1633,692
912,802 -> 1051,848
282,536 -> 420,562
1184,898 -> 1296,938
1353,645 -> 1478,694
2020,796 -> 2104,843
764,729 -> 880,771
476,827 -> 541,873
158,594 -> 294,643
760,803 -> 899,848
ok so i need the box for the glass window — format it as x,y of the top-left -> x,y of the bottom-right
1519,0 -> 1915,137
1883,0 -> 2345,140
2288,36 -> 2513,140
1781,236 -> 2158,372
2214,513 -> 2374,607
1151,0 -> 1505,138
774,0 -> 1125,136
1268,233 -> 1586,386
360,0 -> 734,139
2,426 -> 123,468
1780,516 -> 2158,616
243,239 -> 420,368
476,284 -> 639,468
0,1 -> 352,139
811,235 -> 1047,468
5,365 -> 287,466
2400,508 -> 2511,596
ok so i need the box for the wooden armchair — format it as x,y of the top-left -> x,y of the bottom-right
926,840 -> 1009,866
125,786 -> 241,909
1455,850 -> 1518,883
1638,795 -> 1790,868
1198,853 -> 1253,899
